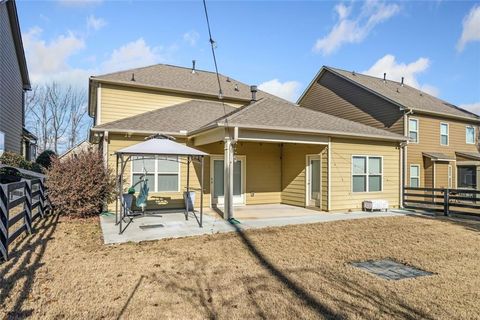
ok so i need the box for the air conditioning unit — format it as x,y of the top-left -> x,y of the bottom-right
363,200 -> 389,212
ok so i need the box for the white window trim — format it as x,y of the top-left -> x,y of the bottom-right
131,155 -> 181,193
440,122 -> 449,146
410,164 -> 420,188
351,155 -> 384,193
466,126 -> 475,145
408,118 -> 419,143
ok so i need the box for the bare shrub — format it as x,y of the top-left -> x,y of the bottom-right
47,149 -> 115,218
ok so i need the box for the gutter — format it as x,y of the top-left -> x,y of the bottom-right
90,127 -> 187,137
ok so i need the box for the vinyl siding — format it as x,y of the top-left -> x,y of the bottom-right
0,3 -> 23,154
299,71 -> 404,135
406,114 -> 480,189
330,138 -> 401,211
99,83 -> 245,125
281,144 -> 327,210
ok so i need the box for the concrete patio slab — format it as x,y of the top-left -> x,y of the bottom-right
100,205 -> 410,244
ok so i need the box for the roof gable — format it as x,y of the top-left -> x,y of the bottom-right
300,66 -> 479,122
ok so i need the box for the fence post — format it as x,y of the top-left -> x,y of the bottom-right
25,180 -> 33,234
0,184 -> 9,261
444,188 -> 449,216
39,178 -> 46,217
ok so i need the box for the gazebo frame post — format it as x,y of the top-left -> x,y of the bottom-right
185,155 -> 190,220
200,156 -> 204,227
115,153 -> 119,224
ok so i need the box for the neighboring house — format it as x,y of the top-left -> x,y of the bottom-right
0,0 -> 36,160
298,66 -> 480,191
88,63 -> 407,217
59,140 -> 92,160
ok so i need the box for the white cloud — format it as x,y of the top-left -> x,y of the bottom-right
23,27 -> 86,85
258,79 -> 301,102
313,1 -> 400,55
459,102 -> 480,116
457,5 -> 480,52
87,15 -> 106,31
363,54 -> 439,96
183,31 -> 199,46
102,38 -> 170,73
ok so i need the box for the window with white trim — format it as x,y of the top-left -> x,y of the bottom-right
352,156 -> 383,192
440,123 -> 449,145
131,156 -> 180,192
408,118 -> 418,143
0,131 -> 4,156
466,126 -> 475,144
410,165 -> 420,188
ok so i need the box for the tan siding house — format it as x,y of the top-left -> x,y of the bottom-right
0,0 -> 35,159
298,66 -> 480,193
89,64 -> 407,217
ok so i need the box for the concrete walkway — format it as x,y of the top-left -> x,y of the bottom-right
100,205 -> 411,244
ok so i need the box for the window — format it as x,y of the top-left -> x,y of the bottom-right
410,165 -> 420,188
0,131 -> 4,156
352,156 -> 383,192
466,126 -> 475,144
458,166 -> 477,189
440,123 -> 449,145
408,118 -> 419,143
131,156 -> 180,192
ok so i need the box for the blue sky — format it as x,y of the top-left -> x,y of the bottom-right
17,0 -> 480,114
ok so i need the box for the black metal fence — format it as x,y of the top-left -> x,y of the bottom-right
403,187 -> 480,217
0,174 -> 51,261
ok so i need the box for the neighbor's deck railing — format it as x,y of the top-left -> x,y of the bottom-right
403,187 -> 480,217
0,167 -> 51,261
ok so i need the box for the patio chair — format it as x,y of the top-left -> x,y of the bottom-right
122,193 -> 143,218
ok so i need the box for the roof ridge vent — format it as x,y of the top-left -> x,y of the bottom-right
352,70 -> 356,76
226,77 -> 231,82
234,83 -> 239,91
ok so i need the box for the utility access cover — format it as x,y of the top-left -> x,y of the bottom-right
351,259 -> 433,280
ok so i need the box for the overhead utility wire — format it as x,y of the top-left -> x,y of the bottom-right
202,0 -> 231,134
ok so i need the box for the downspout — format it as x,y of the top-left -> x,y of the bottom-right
402,109 -> 414,208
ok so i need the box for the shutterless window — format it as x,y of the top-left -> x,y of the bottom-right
440,123 -> 449,145
352,156 -> 382,192
408,119 -> 418,143
410,165 -> 420,188
0,131 -> 4,156
466,126 -> 475,144
131,156 -> 180,192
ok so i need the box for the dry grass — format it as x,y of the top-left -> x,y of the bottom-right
1,214 -> 479,319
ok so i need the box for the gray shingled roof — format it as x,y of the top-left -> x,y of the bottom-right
326,67 -> 479,120
456,151 -> 480,160
92,100 -> 236,134
422,152 -> 456,161
91,63 -> 275,101
194,98 -> 407,141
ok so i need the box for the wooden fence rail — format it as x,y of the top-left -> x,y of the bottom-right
0,173 -> 51,261
403,187 -> 480,217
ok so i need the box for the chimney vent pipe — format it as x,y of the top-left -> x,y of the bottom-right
383,73 -> 386,83
192,60 -> 196,74
401,77 -> 404,86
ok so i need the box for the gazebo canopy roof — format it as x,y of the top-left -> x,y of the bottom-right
116,138 -> 207,156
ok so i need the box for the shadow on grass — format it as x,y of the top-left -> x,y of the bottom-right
0,213 -> 59,318
117,275 -> 144,320
404,211 -> 480,233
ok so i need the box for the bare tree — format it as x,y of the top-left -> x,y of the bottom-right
25,82 -> 90,155
68,88 -> 87,149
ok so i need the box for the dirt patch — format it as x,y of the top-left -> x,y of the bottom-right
1,214 -> 479,319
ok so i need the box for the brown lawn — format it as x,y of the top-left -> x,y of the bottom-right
1,214 -> 479,319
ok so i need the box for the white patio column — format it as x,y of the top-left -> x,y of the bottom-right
224,137 -> 234,220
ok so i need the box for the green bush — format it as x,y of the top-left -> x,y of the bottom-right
0,151 -> 42,173
46,149 -> 115,218
36,150 -> 57,169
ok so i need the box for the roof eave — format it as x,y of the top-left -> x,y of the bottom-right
190,122 -> 407,142
6,0 -> 30,90
90,127 -> 188,137
409,109 -> 480,123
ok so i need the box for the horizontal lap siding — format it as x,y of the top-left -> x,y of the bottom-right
300,71 -> 404,135
0,4 -> 23,154
406,114 -> 479,189
281,144 -> 327,208
330,138 -> 400,211
99,84 -> 244,125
